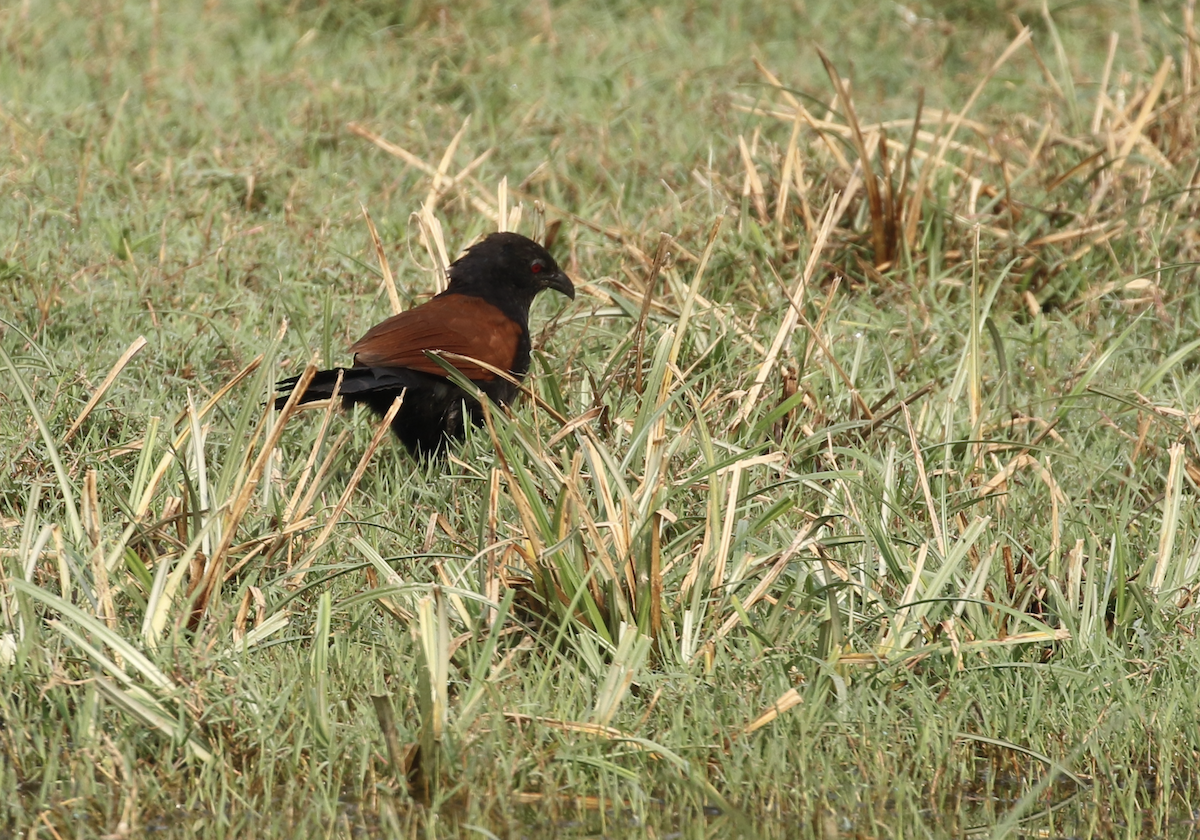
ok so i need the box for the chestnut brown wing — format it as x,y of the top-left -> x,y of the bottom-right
348,294 -> 523,380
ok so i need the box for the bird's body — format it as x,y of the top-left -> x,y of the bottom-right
275,232 -> 573,456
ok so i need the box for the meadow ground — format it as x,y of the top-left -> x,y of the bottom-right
3,1 -> 1200,837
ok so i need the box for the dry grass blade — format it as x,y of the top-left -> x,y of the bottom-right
969,226 -> 982,437
414,204 -> 450,293
633,233 -> 672,394
346,120 -> 495,220
740,102 -> 1001,169
133,354 -> 264,519
91,674 -> 213,763
731,192 -> 840,430
667,216 -> 724,369
545,405 -> 603,449
423,114 -> 471,212
816,48 -> 889,265
286,394 -> 405,584
742,688 -> 802,735
1020,14 -> 1068,108
902,402 -> 945,557
752,56 -> 803,113
416,588 -> 450,743
347,121 -> 436,175
977,419 -> 1062,500
64,336 -> 148,444
191,363 -> 319,622
361,204 -> 400,316
1188,0 -> 1200,92
1088,55 -> 1174,216
715,522 -> 820,641
1151,441 -> 1185,594
278,373 -> 345,527
877,133 -> 896,260
1092,32 -> 1120,134
927,27 -> 1032,180
271,432 -> 348,559
503,713 -> 634,742
1066,538 -> 1085,610
775,108 -> 806,236
83,470 -> 118,632
897,89 -> 924,242
649,508 -> 663,649
752,57 -> 851,170
708,460 -> 743,592
737,134 -> 769,225
497,175 -> 509,231
1031,456 -> 1063,566
484,469 -> 502,612
1026,220 -> 1116,248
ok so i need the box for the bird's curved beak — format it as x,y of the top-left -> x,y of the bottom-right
545,269 -> 575,300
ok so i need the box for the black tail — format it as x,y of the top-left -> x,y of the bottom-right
274,365 -> 484,458
274,366 -> 415,410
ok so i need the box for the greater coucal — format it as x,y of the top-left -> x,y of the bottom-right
275,231 -> 574,456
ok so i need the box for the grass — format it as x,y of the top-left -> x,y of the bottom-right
3,0 -> 1200,836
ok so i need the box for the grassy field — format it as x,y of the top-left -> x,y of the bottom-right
3,0 -> 1200,836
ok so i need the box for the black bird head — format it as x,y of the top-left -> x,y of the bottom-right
444,232 -> 574,319
276,229 -> 576,458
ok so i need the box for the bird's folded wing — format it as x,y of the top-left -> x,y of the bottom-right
348,293 -> 523,380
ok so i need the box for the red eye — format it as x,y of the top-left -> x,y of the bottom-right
530,261 -> 544,274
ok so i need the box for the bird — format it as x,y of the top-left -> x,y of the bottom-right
274,231 -> 574,457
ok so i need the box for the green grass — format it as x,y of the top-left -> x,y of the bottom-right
3,0 -> 1200,837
